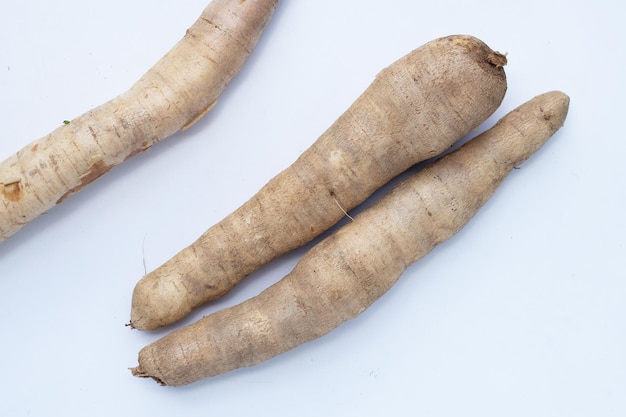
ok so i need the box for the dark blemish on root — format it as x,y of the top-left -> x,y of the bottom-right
56,157 -> 113,204
124,142 -> 152,162
77,158 -> 111,188
2,179 -> 24,202
181,100 -> 217,131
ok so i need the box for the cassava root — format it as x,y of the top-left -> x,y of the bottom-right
131,91 -> 570,386
0,0 -> 279,242
130,34 -> 508,330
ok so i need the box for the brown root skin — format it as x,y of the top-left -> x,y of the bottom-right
130,366 -> 165,386
0,0 -> 280,243
132,91 -> 569,386
130,34 -> 508,331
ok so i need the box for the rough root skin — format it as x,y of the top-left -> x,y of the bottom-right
0,0 -> 279,242
132,91 -> 569,386
130,34 -> 509,331
130,366 -> 166,386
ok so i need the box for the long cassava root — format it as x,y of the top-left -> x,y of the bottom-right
0,0 -> 279,242
131,91 -> 570,386
130,35 -> 508,331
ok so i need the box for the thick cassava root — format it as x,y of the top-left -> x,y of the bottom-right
130,35 -> 508,331
0,0 -> 279,243
131,91 -> 570,386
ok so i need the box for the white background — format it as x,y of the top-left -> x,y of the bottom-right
1,0 -> 624,415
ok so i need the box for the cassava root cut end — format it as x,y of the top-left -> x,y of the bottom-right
130,34 -> 508,331
487,51 -> 508,67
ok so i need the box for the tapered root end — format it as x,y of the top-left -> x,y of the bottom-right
130,272 -> 196,331
470,90 -> 570,169
541,91 -> 570,129
130,365 -> 166,386
534,91 -> 570,161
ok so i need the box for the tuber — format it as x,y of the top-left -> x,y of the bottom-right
0,0 -> 279,242
131,91 -> 570,386
130,34 -> 508,330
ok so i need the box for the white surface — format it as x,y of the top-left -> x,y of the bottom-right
1,0 -> 624,415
